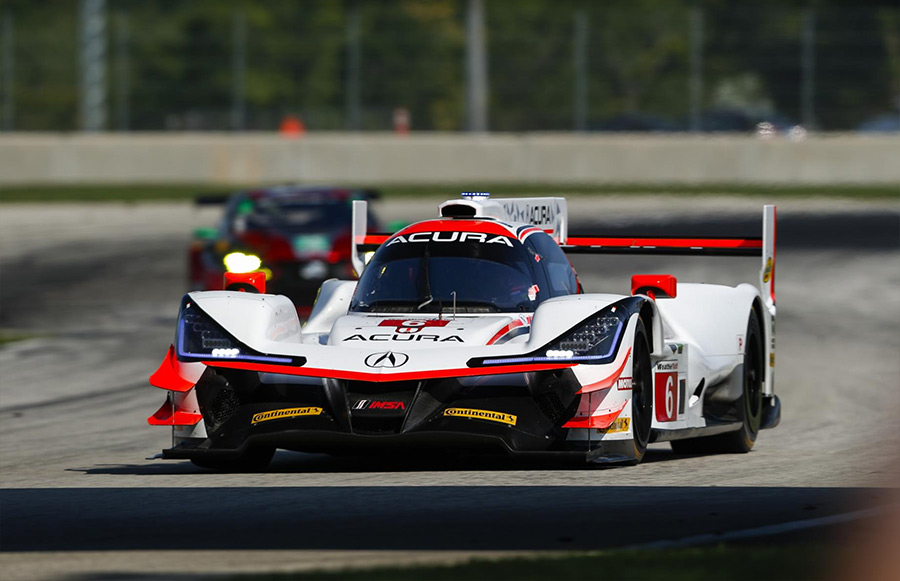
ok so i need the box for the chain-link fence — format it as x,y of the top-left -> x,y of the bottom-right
0,0 -> 897,133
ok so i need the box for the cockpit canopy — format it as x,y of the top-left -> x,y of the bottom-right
349,222 -> 579,314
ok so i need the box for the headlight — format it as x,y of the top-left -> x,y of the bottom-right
548,315 -> 623,359
223,252 -> 262,273
175,298 -> 294,364
475,303 -> 628,366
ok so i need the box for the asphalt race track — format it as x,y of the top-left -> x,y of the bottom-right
1,195 -> 898,580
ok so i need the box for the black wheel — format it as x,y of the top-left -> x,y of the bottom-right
671,309 -> 763,455
190,446 -> 275,472
629,319 -> 653,464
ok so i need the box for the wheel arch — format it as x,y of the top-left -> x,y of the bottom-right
750,296 -> 765,352
638,299 -> 665,357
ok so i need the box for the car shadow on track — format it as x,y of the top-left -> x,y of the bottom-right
72,447 -> 680,476
2,484 -> 883,553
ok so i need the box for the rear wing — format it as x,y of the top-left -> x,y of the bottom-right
561,204 -> 776,307
354,199 -> 775,305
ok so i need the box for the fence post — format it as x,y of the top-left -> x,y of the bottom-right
801,9 -> 816,129
1,9 -> 13,131
689,6 -> 703,132
465,0 -> 488,132
114,7 -> 129,131
232,5 -> 246,131
80,0 -> 108,131
573,9 -> 588,132
345,1 -> 361,131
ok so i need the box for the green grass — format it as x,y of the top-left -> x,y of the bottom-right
0,183 -> 897,203
232,543 -> 830,581
0,330 -> 40,346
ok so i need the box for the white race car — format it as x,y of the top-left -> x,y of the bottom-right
148,193 -> 781,470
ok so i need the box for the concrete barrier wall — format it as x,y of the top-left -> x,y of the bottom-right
0,133 -> 898,185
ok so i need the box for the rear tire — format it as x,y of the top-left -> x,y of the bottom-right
629,319 -> 653,464
190,446 -> 275,472
671,309 -> 763,455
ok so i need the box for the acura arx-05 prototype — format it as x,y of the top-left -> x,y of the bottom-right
150,193 -> 780,470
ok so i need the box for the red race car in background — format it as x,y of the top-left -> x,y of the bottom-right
189,185 -> 384,316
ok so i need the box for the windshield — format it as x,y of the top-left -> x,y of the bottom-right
350,234 -> 540,313
245,201 -> 350,232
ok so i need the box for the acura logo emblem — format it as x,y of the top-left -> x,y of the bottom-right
364,351 -> 409,369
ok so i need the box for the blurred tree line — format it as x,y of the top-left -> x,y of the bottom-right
0,0 -> 897,131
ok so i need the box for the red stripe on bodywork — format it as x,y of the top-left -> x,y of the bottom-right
577,348 -> 631,394
562,401 -> 628,429
486,319 -> 527,345
149,345 -> 196,392
204,360 -> 573,383
517,227 -> 542,240
361,234 -> 390,245
394,220 -> 515,238
566,237 -> 762,250
379,319 -> 451,327
147,399 -> 202,426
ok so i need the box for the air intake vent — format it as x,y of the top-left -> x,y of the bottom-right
440,204 -> 478,218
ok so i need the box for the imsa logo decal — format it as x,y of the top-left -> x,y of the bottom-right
443,407 -> 517,426
251,407 -> 323,424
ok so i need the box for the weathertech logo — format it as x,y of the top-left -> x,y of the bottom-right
251,407 -> 322,424
443,407 -> 517,426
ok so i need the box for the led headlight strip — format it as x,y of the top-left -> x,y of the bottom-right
472,297 -> 643,367
175,298 -> 297,365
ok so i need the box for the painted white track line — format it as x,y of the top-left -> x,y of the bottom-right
633,504 -> 900,550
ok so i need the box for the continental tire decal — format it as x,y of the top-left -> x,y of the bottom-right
251,407 -> 323,424
598,417 -> 630,434
443,407 -> 517,426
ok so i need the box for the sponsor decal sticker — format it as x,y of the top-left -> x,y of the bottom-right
443,407 -> 517,426
655,367 -> 678,422
353,400 -> 406,410
379,319 -> 451,328
597,417 -> 630,434
763,257 -> 773,283
615,377 -> 633,391
379,319 -> 451,334
500,201 -> 561,227
656,360 -> 678,372
252,407 -> 322,424
387,231 -> 513,247
345,334 -> 464,343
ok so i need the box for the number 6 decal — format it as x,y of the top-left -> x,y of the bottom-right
655,368 -> 678,422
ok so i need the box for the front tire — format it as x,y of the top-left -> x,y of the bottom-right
629,318 -> 653,464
